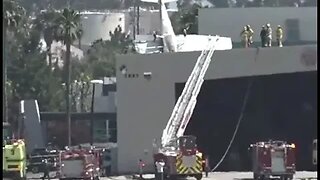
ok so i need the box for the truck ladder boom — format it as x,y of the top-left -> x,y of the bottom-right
161,37 -> 221,148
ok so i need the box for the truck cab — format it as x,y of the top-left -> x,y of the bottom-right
57,148 -> 100,180
3,122 -> 27,180
178,135 -> 197,155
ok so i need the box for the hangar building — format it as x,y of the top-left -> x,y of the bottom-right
116,45 -> 317,173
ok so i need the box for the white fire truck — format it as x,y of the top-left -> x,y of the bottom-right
56,148 -> 101,180
249,140 -> 296,180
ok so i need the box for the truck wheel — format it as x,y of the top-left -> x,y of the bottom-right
259,175 -> 266,180
280,175 -> 286,180
195,174 -> 202,180
168,175 -> 177,180
31,166 -> 39,173
282,175 -> 293,180
154,172 -> 159,180
93,176 -> 100,180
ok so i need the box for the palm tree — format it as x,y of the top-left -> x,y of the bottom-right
34,9 -> 60,69
55,8 -> 82,146
76,24 -> 83,49
3,0 -> 25,123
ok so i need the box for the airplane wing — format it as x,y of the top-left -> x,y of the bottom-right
176,35 -> 233,52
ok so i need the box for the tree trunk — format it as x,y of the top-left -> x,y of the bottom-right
80,83 -> 84,112
78,37 -> 81,49
137,0 -> 140,35
3,26 -> 8,123
47,45 -> 52,70
133,1 -> 136,40
65,37 -> 72,147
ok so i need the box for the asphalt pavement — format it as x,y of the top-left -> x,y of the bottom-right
4,171 -> 314,180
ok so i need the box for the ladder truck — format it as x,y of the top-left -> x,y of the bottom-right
153,36 -> 232,180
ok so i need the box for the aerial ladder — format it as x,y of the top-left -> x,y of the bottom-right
153,36 -> 232,180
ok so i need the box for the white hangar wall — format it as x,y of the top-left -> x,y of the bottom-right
198,7 -> 317,43
116,45 -> 317,173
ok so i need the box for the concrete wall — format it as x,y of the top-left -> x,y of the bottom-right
23,100 -> 45,154
198,7 -> 317,43
116,45 -> 317,173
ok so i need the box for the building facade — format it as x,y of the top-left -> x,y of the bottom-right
116,45 -> 317,173
198,7 -> 317,43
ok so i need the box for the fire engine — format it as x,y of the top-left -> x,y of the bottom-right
249,140 -> 296,180
56,147 -> 101,180
153,36 -> 232,180
3,122 -> 27,180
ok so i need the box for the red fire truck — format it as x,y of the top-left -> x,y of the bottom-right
249,140 -> 296,180
153,135 -> 203,180
56,148 -> 101,180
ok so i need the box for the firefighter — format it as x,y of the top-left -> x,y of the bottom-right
117,25 -> 122,33
155,159 -> 165,180
183,27 -> 187,37
204,155 -> 210,177
260,25 -> 267,47
41,158 -> 50,180
240,26 -> 249,48
246,25 -> 254,46
265,23 -> 272,47
138,159 -> 145,179
104,150 -> 112,177
153,31 -> 157,42
276,25 -> 283,47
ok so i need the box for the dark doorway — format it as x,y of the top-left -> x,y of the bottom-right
175,71 -> 317,171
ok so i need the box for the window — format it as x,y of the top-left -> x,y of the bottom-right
125,73 -> 139,78
285,19 -> 300,42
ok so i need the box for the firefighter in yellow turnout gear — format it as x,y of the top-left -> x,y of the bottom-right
276,25 -> 283,47
240,26 -> 249,48
176,152 -> 203,175
246,25 -> 254,47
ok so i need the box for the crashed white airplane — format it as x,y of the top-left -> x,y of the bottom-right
134,0 -> 232,53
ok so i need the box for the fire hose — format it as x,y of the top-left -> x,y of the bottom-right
210,77 -> 254,172
210,47 -> 260,172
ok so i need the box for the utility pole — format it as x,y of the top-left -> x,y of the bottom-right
133,0 -> 136,40
90,83 -> 95,146
137,0 -> 140,35
159,0 -> 162,34
3,27 -> 7,123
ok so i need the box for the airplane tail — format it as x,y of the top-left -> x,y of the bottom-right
140,0 -> 178,4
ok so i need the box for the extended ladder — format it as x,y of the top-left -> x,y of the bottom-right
161,37 -> 220,148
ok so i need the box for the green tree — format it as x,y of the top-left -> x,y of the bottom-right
34,9 -> 60,69
7,25 -> 66,132
85,27 -> 133,79
207,0 -> 229,7
171,3 -> 201,34
3,0 -> 26,123
55,8 -> 82,146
